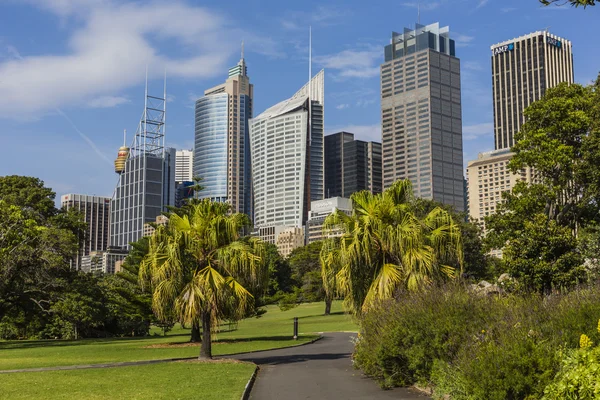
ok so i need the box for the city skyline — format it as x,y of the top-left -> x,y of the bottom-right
1,1 -> 599,200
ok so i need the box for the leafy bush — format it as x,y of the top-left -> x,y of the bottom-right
542,321 -> 600,400
354,284 -> 500,387
353,284 -> 600,398
543,346 -> 600,399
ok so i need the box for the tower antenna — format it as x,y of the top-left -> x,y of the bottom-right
418,0 -> 421,24
241,40 -> 244,59
123,129 -> 126,146
308,26 -> 312,146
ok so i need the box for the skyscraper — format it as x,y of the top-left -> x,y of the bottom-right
324,132 -> 382,198
250,70 -> 324,243
193,51 -> 253,216
175,149 -> 193,183
491,31 -> 574,150
466,30 -> 574,238
381,23 -> 464,211
61,194 -> 111,270
110,84 -> 176,250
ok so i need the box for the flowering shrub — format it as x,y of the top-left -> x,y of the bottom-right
543,322 -> 600,400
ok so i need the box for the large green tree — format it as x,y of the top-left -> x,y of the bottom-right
486,80 -> 600,292
320,180 -> 463,314
0,176 -> 82,323
140,200 -> 267,359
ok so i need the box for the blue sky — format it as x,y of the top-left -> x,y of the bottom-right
0,0 -> 598,199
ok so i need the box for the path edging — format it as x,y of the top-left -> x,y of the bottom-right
240,365 -> 259,400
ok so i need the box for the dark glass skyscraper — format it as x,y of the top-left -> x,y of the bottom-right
324,131 -> 382,198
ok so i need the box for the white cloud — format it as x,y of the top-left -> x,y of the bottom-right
501,7 -> 517,12
281,6 -> 350,30
463,122 -> 494,140
477,0 -> 489,8
401,1 -> 443,11
336,104 -> 350,110
463,61 -> 483,71
0,1 -> 258,118
86,95 -> 130,108
454,33 -> 475,48
356,98 -> 376,107
327,124 -> 382,143
314,46 -> 381,80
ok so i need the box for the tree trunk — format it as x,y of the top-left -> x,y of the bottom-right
324,297 -> 332,316
199,311 -> 212,359
190,320 -> 201,343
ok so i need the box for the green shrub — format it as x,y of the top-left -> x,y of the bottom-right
354,284 -> 600,398
431,320 -> 558,400
353,284 -> 501,387
542,346 -> 600,399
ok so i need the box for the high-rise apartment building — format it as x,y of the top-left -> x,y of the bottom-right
61,194 -> 111,270
250,70 -> 324,243
324,132 -> 382,198
110,86 -> 176,250
491,31 -> 573,150
175,149 -> 193,183
381,23 -> 464,211
194,53 -> 253,217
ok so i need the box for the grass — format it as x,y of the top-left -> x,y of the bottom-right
0,361 -> 255,400
0,301 -> 357,371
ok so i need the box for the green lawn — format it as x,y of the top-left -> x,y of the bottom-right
0,361 -> 255,400
0,301 -> 357,371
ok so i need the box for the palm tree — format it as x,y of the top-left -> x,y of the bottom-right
320,179 -> 463,315
140,200 -> 267,359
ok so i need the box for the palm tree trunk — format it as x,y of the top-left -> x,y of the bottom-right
324,297 -> 332,315
190,320 -> 201,343
199,311 -> 212,359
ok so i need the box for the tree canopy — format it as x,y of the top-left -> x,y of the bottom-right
321,180 -> 463,314
140,199 -> 267,359
486,79 -> 600,293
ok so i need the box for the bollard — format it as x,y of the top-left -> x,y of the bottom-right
293,317 -> 298,340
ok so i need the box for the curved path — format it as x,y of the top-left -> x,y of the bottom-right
229,332 -> 430,400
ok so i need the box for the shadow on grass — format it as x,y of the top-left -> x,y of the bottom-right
293,311 -> 349,320
0,333 -> 193,350
214,335 -> 314,344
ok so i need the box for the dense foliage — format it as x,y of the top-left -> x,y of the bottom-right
486,80 -> 600,293
320,179 -> 463,314
0,176 -> 152,340
353,284 -> 600,399
140,200 -> 267,359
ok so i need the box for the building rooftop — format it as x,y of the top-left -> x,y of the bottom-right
491,30 -> 571,50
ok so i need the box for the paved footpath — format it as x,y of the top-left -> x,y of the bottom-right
230,332 -> 430,400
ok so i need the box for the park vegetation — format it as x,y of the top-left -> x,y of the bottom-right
351,76 -> 600,398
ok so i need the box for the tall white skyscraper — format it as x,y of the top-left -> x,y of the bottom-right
249,70 -> 324,243
175,149 -> 193,183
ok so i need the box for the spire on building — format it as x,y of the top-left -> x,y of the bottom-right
228,41 -> 247,78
